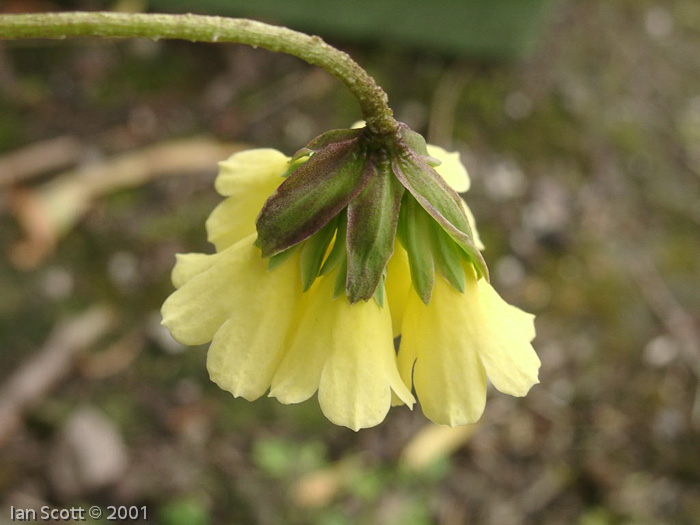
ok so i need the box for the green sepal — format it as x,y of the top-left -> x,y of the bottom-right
300,216 -> 338,291
392,152 -> 489,281
398,194 -> 435,304
429,219 -> 466,293
397,123 -> 430,157
320,211 -> 347,276
372,275 -> 386,308
291,128 -> 362,163
267,245 -> 298,270
396,124 -> 441,167
255,139 -> 371,258
304,128 -> 362,152
346,157 -> 404,303
281,156 -> 310,178
333,255 -> 348,300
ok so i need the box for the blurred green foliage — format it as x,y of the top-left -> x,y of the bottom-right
158,498 -> 211,525
150,0 -> 557,59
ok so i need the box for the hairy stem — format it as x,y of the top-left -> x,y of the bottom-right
0,12 -> 398,135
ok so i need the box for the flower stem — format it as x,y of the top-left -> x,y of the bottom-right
0,12 -> 398,135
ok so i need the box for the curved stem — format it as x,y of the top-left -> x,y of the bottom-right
0,12 -> 398,135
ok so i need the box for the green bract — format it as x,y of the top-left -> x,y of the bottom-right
255,123 -> 488,304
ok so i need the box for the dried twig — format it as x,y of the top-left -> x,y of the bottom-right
8,137 -> 244,268
0,135 -> 84,186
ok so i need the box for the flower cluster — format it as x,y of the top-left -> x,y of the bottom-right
161,126 -> 540,430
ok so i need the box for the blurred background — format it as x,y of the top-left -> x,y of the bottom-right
1,0 -> 699,524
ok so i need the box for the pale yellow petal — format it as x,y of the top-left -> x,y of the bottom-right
272,268 -> 414,427
268,279 -> 329,405
385,241 -> 412,338
171,251 -> 224,289
205,248 -> 303,401
398,278 -> 488,426
317,292 -> 414,431
460,199 -> 485,251
214,148 -> 289,196
207,149 -> 288,250
468,274 -> 540,396
161,235 -> 258,346
204,197 -> 253,251
428,145 -> 470,193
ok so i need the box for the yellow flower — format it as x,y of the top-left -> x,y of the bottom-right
161,135 -> 540,430
161,149 -> 414,430
268,266 -> 413,429
385,146 -> 539,425
395,260 -> 539,426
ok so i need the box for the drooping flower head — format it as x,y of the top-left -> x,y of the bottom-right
161,123 -> 540,430
254,123 -> 488,305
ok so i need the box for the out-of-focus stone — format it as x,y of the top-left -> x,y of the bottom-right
48,407 -> 128,499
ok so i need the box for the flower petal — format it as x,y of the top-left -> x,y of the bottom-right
207,149 -> 288,250
317,292 -> 415,431
398,277 -> 488,426
273,268 -> 415,429
171,251 -> 224,289
385,241 -> 411,337
268,279 -> 329,405
468,272 -> 540,396
161,236 -> 256,346
428,145 -> 470,193
205,247 -> 303,401
214,148 -> 289,197
205,197 -> 255,251
460,199 -> 485,251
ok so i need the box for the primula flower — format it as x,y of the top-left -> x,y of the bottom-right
161,125 -> 540,430
161,149 -> 414,430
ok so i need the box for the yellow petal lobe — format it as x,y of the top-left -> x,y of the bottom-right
270,270 -> 414,430
398,277 -> 488,426
317,292 -> 415,431
469,273 -> 540,396
207,149 -> 288,250
171,251 -> 225,289
205,244 -> 303,400
162,236 -> 257,346
428,145 -> 470,193
385,242 -> 412,338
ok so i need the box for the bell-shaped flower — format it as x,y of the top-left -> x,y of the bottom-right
395,262 -> 540,426
268,267 -> 414,430
161,148 -> 414,430
161,123 -> 540,430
